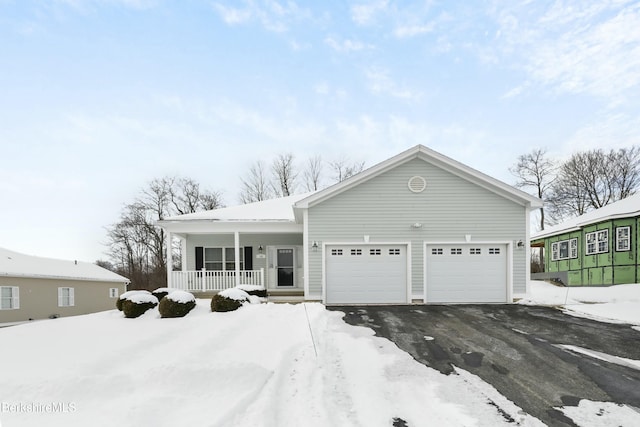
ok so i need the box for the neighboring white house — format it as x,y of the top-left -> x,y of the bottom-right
0,248 -> 129,323
157,145 -> 542,304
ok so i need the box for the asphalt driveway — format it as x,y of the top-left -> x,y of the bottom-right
328,304 -> 640,427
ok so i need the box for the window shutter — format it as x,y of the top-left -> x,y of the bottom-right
244,247 -> 253,270
13,286 -> 19,309
195,247 -> 204,270
69,288 -> 75,306
58,287 -> 63,307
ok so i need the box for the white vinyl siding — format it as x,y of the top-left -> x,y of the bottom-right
586,230 -> 609,255
551,238 -> 578,261
616,227 -> 631,252
307,157 -> 527,298
58,287 -> 75,307
0,286 -> 19,310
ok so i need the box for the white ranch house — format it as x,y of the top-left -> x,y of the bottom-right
157,145 -> 542,304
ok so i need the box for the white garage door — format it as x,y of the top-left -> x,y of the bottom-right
325,245 -> 408,304
426,244 -> 508,303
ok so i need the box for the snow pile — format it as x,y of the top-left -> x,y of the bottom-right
166,290 -> 195,304
126,293 -> 159,305
520,281 -> 640,325
118,290 -> 150,300
219,288 -> 250,301
0,302 -> 545,427
151,287 -> 177,294
236,284 -> 265,292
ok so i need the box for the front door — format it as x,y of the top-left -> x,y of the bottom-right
277,248 -> 295,287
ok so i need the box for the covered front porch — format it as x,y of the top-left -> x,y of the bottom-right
157,193 -> 310,297
164,226 -> 305,294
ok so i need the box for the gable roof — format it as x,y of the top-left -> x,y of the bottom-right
162,192 -> 315,223
0,248 -> 129,283
294,144 -> 542,210
532,192 -> 640,240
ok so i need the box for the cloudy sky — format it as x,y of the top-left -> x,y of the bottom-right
1,0 -> 640,262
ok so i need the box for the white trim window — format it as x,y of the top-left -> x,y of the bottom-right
585,230 -> 609,255
58,287 -> 75,307
616,226 -> 631,252
204,247 -> 244,271
0,286 -> 19,310
109,288 -> 119,298
551,238 -> 578,261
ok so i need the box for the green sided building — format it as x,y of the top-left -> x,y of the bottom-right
531,193 -> 640,286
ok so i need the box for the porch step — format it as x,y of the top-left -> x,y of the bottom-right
267,289 -> 304,297
267,296 -> 305,304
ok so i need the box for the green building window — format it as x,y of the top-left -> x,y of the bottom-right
616,227 -> 631,252
585,230 -> 609,255
551,238 -> 578,261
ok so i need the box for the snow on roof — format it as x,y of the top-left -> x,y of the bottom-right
532,193 -> 640,239
163,192 -> 315,222
0,247 -> 129,283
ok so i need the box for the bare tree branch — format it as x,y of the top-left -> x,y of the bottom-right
239,160 -> 273,203
302,154 -> 323,191
271,153 -> 297,197
509,148 -> 556,230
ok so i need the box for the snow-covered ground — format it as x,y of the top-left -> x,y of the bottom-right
0,301 -> 544,427
519,280 -> 640,325
1,282 -> 639,427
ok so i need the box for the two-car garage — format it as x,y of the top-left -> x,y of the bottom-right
324,243 -> 509,304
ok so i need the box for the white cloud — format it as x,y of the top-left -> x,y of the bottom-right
324,36 -> 372,52
564,112 -> 640,155
314,82 -> 329,95
351,0 -> 389,25
365,68 -> 421,100
213,0 -> 310,33
214,3 -> 252,25
393,22 -> 435,39
491,0 -> 640,101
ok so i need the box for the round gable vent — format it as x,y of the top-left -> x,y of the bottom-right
408,176 -> 427,193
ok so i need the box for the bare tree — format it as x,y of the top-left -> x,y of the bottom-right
548,147 -> 640,220
509,148 -> 556,230
105,176 -> 223,290
302,155 -> 323,191
611,146 -> 640,200
328,157 -> 365,182
239,160 -> 273,203
271,153 -> 297,197
168,177 -> 224,214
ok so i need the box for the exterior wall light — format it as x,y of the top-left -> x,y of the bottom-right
258,245 -> 264,254
517,240 -> 524,248
411,222 -> 423,229
312,241 -> 319,252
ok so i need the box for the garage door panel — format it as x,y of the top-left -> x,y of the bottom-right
326,245 -> 407,304
426,244 -> 507,303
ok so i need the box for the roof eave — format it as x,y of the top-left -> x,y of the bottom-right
295,144 -> 542,209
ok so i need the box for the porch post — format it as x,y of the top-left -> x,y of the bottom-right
166,230 -> 173,289
180,237 -> 187,272
234,231 -> 240,287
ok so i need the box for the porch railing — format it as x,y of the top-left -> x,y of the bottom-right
171,269 -> 265,292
